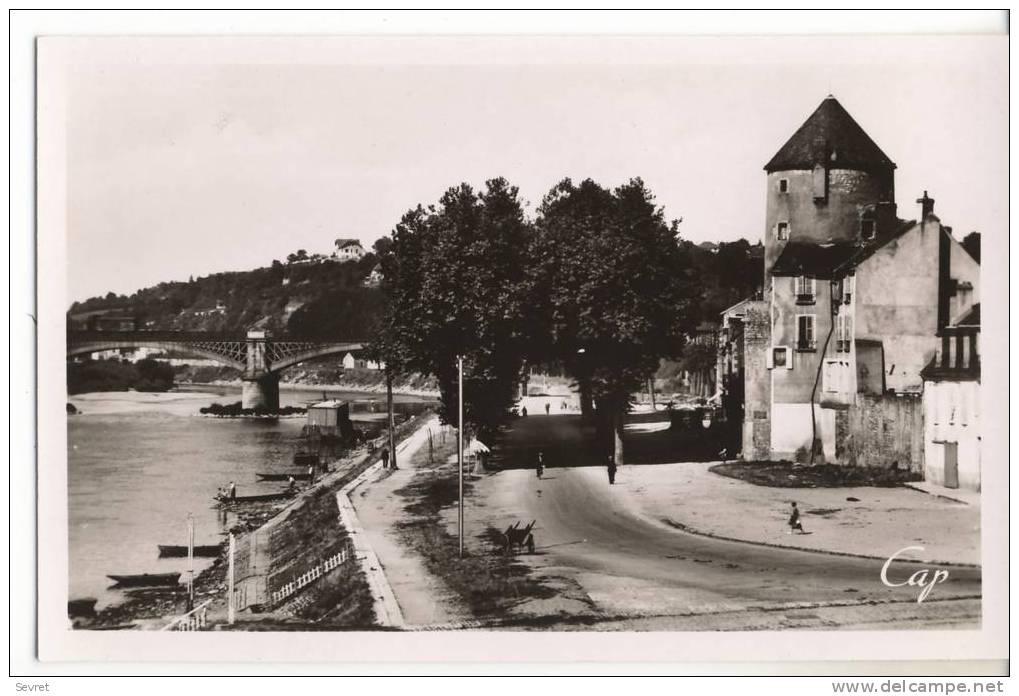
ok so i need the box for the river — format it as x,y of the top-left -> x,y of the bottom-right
67,384 -> 431,610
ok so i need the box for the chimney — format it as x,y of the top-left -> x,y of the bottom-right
917,190 -> 935,219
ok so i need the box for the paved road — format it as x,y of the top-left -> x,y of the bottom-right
481,414 -> 981,627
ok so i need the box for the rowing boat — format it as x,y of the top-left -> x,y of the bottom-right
255,471 -> 312,482
107,572 -> 181,588
214,490 -> 297,505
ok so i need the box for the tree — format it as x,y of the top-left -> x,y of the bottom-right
375,178 -> 534,438
532,178 -> 698,463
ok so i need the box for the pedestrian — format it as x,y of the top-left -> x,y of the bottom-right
788,501 -> 804,534
536,451 -> 544,479
545,402 -> 551,415
287,475 -> 297,492
607,456 -> 617,485
521,406 -> 527,417
307,464 -> 315,485
228,481 -> 236,501
381,447 -> 390,469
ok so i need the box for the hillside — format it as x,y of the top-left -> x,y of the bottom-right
68,253 -> 383,338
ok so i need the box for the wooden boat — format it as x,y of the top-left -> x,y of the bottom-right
157,544 -> 221,558
107,572 -> 181,588
256,470 -> 312,482
214,490 -> 296,505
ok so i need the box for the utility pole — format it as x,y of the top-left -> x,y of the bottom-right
458,355 -> 464,558
387,370 -> 396,469
227,532 -> 235,625
186,513 -> 194,611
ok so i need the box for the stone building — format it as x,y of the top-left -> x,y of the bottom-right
734,96 -> 980,470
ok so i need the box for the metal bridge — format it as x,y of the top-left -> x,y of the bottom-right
67,330 -> 366,410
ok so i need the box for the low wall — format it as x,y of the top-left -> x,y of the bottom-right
835,392 -> 924,472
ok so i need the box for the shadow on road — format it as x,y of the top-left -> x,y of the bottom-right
484,412 -> 731,470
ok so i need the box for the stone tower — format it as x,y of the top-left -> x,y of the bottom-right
762,95 -> 897,291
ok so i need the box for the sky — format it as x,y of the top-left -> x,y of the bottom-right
58,35 -> 1007,301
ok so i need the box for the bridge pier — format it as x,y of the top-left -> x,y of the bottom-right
242,374 -> 280,412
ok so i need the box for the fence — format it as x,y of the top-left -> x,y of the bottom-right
161,599 -> 212,631
269,543 -> 354,606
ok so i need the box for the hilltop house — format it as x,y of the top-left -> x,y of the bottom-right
333,238 -> 366,262
726,96 -> 979,480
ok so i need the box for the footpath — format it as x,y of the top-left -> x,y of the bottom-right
611,461 -> 981,566
345,416 -> 471,627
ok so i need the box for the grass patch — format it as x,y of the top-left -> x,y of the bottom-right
710,461 -> 922,488
393,439 -> 558,620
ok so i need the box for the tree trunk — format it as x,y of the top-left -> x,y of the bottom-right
579,379 -> 593,421
612,400 -> 625,466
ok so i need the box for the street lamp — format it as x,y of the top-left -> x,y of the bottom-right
457,355 -> 464,559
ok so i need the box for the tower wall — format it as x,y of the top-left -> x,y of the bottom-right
763,168 -> 894,291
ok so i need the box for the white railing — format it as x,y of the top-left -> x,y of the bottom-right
161,599 -> 212,631
270,545 -> 353,606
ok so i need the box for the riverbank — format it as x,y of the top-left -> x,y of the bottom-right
78,409 -> 436,630
180,378 -> 439,400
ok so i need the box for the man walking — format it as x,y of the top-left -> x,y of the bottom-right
607,456 -> 617,485
381,447 -> 390,470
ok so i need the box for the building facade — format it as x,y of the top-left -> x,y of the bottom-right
334,238 -> 366,261
740,96 -> 980,472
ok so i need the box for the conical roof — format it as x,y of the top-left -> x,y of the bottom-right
764,96 -> 896,173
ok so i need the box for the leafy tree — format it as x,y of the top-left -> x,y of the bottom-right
375,178 -> 534,437
531,177 -> 698,463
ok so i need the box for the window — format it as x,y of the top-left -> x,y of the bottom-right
843,275 -> 854,304
767,346 -> 792,370
812,164 -> 828,202
796,314 -> 816,351
795,275 -> 815,304
835,314 -> 853,352
861,218 -> 876,241
776,221 -> 790,241
778,178 -> 789,193
824,359 -> 850,393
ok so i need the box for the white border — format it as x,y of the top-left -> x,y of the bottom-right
12,11 -> 1011,678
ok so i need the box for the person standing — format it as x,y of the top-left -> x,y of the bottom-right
381,447 -> 390,470
228,481 -> 236,501
607,456 -> 617,485
545,402 -> 551,415
788,501 -> 804,534
307,464 -> 315,485
536,451 -> 544,479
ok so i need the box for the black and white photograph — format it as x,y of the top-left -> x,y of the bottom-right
16,10 -> 1009,679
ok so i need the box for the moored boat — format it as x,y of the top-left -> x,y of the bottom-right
157,544 -> 221,558
255,471 -> 312,482
107,572 -> 181,588
213,490 -> 297,505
